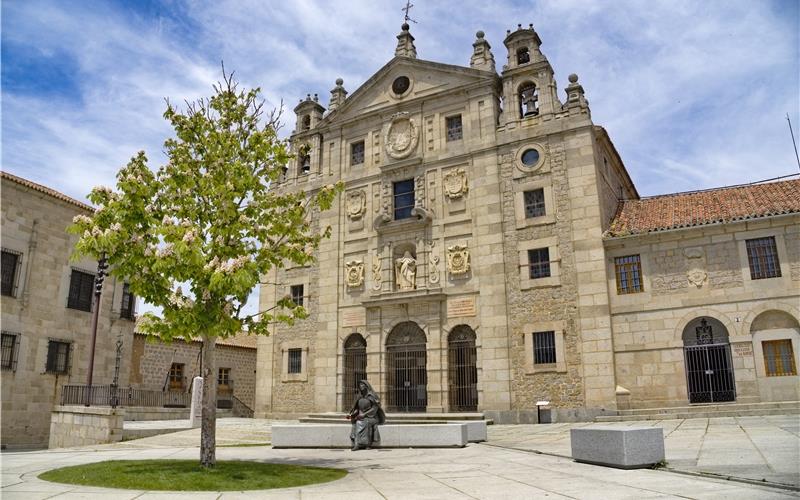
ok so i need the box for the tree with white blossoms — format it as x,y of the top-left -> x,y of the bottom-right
70,71 -> 341,467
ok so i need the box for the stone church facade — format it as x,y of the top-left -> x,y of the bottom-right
255,24 -> 800,422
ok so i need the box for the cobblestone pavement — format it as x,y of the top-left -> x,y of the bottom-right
1,416 -> 798,499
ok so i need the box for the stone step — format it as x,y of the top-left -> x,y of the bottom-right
301,412 -> 493,425
613,401 -> 800,417
596,407 -> 800,422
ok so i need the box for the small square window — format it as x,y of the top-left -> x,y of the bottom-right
169,363 -> 185,390
446,115 -> 463,142
45,340 -> 71,374
533,331 -> 556,364
523,189 -> 546,218
288,348 -> 302,374
1,250 -> 21,297
67,269 -> 95,312
746,237 -> 781,280
393,179 -> 415,220
1,332 -> 19,371
763,339 -> 796,377
528,248 -> 551,279
290,284 -> 304,307
120,283 -> 136,320
615,255 -> 643,294
351,141 -> 365,165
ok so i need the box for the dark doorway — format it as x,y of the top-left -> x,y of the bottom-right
343,333 -> 367,410
386,321 -> 427,412
448,325 -> 478,411
683,317 -> 736,403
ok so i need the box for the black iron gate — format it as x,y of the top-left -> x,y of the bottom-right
684,343 -> 736,403
386,322 -> 427,412
448,326 -> 478,411
343,334 -> 367,409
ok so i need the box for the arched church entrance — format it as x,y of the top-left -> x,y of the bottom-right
342,333 -> 367,410
448,325 -> 478,411
683,317 -> 736,403
386,321 -> 427,412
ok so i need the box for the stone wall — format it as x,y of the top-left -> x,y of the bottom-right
1,175 -> 136,449
49,405 -> 124,449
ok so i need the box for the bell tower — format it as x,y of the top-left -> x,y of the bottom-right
500,24 -> 562,126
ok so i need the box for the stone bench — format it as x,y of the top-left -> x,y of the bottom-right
448,420 -> 487,442
271,423 -> 470,448
570,426 -> 664,469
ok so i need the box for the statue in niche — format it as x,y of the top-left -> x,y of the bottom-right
347,380 -> 386,451
345,260 -> 365,288
447,244 -> 471,276
395,251 -> 417,291
443,168 -> 468,200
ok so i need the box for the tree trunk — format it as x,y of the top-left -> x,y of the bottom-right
200,334 -> 217,467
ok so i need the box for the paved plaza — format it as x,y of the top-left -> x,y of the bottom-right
1,416 -> 798,499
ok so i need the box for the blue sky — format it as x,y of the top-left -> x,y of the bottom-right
3,0 -> 799,200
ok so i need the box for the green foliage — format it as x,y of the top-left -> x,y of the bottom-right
39,460 -> 347,491
69,73 -> 342,342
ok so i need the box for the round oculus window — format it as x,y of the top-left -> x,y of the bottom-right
392,76 -> 410,95
521,148 -> 540,167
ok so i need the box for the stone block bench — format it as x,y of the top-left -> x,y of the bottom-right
271,423 -> 474,448
570,426 -> 664,469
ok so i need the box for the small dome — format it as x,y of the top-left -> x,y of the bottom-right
335,78 -> 344,86
476,30 -> 485,39
568,74 -> 579,83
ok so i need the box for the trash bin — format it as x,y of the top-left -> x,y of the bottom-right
536,400 -> 551,424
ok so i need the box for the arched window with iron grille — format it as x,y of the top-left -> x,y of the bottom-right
448,325 -> 478,411
342,333 -> 367,409
386,322 -> 427,412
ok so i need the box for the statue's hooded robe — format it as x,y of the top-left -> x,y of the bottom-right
349,380 -> 386,448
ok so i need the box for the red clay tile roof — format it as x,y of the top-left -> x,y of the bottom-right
605,178 -> 800,238
1,170 -> 94,212
135,331 -> 258,349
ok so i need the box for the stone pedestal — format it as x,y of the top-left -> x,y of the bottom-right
570,427 -> 665,469
49,405 -> 124,449
189,376 -> 203,428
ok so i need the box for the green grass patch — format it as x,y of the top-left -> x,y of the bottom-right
39,460 -> 347,491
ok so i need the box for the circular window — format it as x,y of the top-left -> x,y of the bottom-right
521,148 -> 540,166
392,76 -> 410,95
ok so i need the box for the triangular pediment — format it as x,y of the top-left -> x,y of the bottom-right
321,57 -> 499,125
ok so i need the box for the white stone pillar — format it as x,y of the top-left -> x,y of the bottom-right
189,376 -> 203,428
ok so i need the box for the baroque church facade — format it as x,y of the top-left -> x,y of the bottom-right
254,23 -> 800,423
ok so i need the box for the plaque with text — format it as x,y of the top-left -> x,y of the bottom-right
342,308 -> 366,327
447,296 -> 476,318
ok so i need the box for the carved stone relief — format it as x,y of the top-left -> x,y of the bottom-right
345,260 -> 365,288
428,241 -> 440,285
385,112 -> 419,159
447,244 -> 471,276
394,251 -> 416,290
372,255 -> 382,290
443,168 -> 469,200
346,190 -> 367,220
684,246 -> 707,288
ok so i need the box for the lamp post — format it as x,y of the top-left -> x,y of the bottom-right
85,253 -> 108,406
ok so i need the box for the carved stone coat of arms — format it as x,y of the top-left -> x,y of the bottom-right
447,244 -> 471,276
345,260 -> 365,288
443,168 -> 468,199
346,190 -> 366,220
385,113 -> 419,159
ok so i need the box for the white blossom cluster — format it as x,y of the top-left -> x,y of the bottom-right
203,255 -> 249,275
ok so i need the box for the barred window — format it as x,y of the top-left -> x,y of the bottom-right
1,250 -> 21,297
218,367 -> 231,387
393,179 -> 415,220
45,340 -> 71,374
763,339 -> 796,377
67,269 -> 95,312
290,284 -> 304,307
288,348 -> 302,374
120,283 -> 136,320
169,363 -> 184,390
351,141 -> 365,165
615,255 -> 643,294
533,331 -> 556,364
446,115 -> 463,142
523,189 -> 546,218
746,237 -> 781,280
1,332 -> 19,371
528,248 -> 551,279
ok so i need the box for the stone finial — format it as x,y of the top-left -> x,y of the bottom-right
470,30 -> 496,72
395,23 -> 417,59
328,77 -> 348,113
565,73 -> 589,111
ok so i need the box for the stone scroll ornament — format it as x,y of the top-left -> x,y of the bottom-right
446,244 -> 471,276
443,168 -> 469,200
372,255 -> 382,290
345,260 -> 365,288
346,190 -> 367,220
384,112 -> 419,160
428,241 -> 440,285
